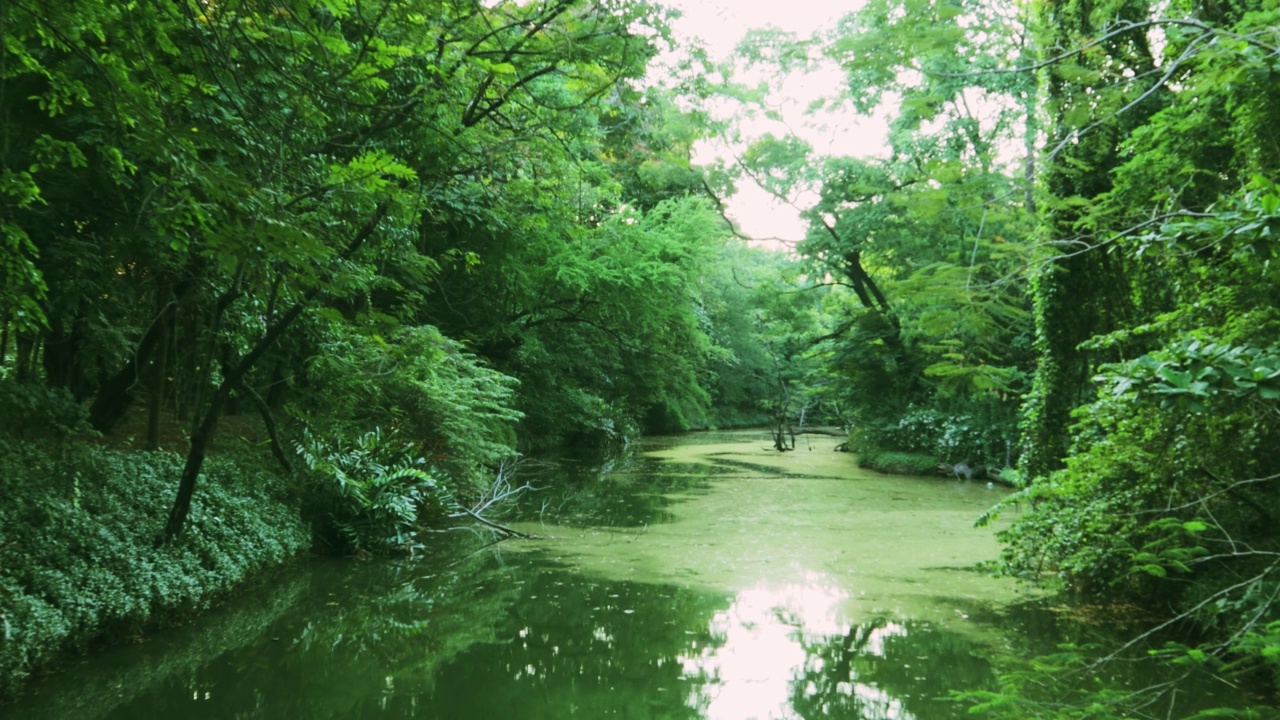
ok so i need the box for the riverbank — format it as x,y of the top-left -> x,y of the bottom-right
2,430 -> 1042,719
6,430 -> 1262,719
0,439 -> 310,697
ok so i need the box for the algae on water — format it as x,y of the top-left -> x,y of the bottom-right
511,430 -> 1032,629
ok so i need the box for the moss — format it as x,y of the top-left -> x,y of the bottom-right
504,431 -> 1026,627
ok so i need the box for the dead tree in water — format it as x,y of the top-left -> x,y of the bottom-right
768,385 -> 796,452
770,415 -> 795,452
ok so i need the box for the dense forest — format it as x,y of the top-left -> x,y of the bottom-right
2,0 -> 1279,716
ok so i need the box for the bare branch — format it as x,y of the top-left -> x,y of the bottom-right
926,18 -> 1277,80
1136,472 -> 1280,515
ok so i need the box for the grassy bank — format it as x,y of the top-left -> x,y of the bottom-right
0,440 -> 309,696
854,447 -> 942,476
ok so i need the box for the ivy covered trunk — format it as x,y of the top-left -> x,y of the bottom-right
1018,0 -> 1158,480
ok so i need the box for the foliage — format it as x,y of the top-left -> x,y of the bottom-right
851,399 -> 1016,469
720,252 -> 843,443
698,243 -> 779,428
0,0 -> 741,688
0,381 -> 92,440
982,0 -> 1280,713
5,0 -> 1280,712
709,0 -> 1038,466
0,0 -> 686,540
687,0 -> 1280,713
1099,339 -> 1280,413
960,641 -> 1274,719
295,427 -> 450,554
419,192 -> 729,447
295,321 -> 522,490
855,448 -> 941,476
0,441 -> 308,695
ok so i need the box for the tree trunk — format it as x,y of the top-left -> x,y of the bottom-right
146,296 -> 173,450
42,316 -> 82,396
1019,0 -> 1157,480
189,267 -> 246,436
89,320 -> 161,433
90,276 -> 197,433
14,332 -> 37,383
241,380 -> 292,475
162,303 -> 307,543
159,202 -> 387,543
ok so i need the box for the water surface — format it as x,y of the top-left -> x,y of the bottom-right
5,430 -> 1240,719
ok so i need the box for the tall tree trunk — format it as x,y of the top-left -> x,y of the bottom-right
162,300 -> 309,543
160,202 -> 388,543
189,264 -> 246,436
241,380 -> 292,475
89,323 -> 159,432
1019,0 -> 1158,480
14,332 -> 36,383
89,276 -> 198,433
42,316 -> 80,395
146,288 -> 173,450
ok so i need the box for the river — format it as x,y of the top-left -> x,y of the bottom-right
4,430 -> 1244,719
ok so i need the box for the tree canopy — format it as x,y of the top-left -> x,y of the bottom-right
695,0 -> 1280,714
5,0 -> 1280,713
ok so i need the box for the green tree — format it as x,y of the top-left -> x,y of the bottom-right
980,1 -> 1280,715
713,0 -> 1039,470
0,0 -> 679,540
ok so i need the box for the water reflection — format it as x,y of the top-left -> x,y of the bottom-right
417,556 -> 1009,720
513,455 -> 732,529
10,431 -> 1240,720
677,573 -> 988,720
682,574 -> 848,719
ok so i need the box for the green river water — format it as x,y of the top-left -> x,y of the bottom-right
5,431 -> 1245,719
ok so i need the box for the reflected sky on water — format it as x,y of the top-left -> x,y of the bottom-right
6,431 -> 1242,720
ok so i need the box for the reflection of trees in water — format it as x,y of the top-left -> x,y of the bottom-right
426,570 -> 726,720
5,573 -> 311,720
32,547 -> 533,720
960,601 -> 1258,719
245,550 -> 532,718
788,618 -> 996,720
512,455 -> 734,528
10,546 -> 533,720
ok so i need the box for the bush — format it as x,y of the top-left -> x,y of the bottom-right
850,400 -> 1018,470
1001,370 -> 1280,606
855,448 -> 942,476
0,441 -> 308,696
294,427 -> 454,554
0,381 -> 92,440
295,322 -> 522,492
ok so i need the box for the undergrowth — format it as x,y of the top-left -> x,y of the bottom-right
855,448 -> 942,476
0,439 -> 309,696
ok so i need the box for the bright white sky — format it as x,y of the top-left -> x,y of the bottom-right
660,0 -> 888,244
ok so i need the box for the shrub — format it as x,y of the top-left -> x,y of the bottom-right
0,381 -> 92,440
851,400 -> 1018,470
855,448 -> 942,476
295,323 -> 522,493
294,427 -> 455,554
0,441 -> 308,696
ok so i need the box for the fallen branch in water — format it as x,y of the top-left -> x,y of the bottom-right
456,507 -> 540,539
447,456 -> 545,539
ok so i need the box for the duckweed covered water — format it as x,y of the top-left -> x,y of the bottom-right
5,430 -> 1242,719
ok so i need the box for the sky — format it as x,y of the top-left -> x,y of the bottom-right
659,0 -> 887,244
